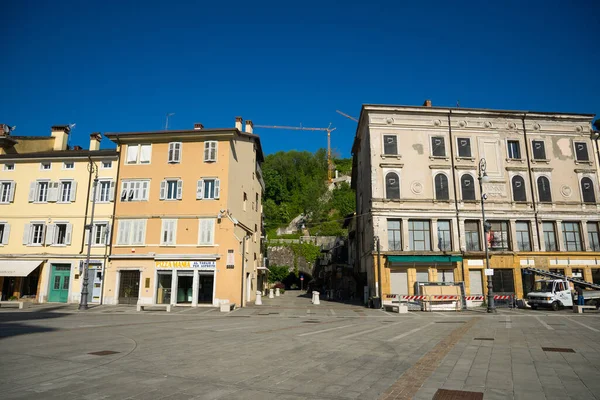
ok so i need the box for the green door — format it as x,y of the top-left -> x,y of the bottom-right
48,265 -> 71,303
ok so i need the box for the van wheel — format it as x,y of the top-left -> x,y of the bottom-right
551,301 -> 560,311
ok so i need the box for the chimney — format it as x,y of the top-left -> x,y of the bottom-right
89,132 -> 102,151
194,123 -> 204,130
235,116 -> 243,131
51,125 -> 70,151
245,120 -> 253,134
423,99 -> 432,107
73,145 -> 82,151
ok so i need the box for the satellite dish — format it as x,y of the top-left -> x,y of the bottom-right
2,125 -> 8,134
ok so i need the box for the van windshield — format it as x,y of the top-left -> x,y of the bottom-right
533,281 -> 553,292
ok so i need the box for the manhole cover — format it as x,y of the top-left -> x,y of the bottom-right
302,320 -> 321,323
433,389 -> 483,400
435,321 -> 466,324
474,338 -> 494,341
88,350 -> 120,356
542,347 -> 575,353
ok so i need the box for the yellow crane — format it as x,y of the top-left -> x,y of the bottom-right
335,110 -> 358,122
254,123 -> 337,181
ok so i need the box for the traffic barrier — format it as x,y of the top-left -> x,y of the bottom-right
465,296 -> 484,301
493,293 -> 516,308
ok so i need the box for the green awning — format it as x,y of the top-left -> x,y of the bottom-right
387,255 -> 462,264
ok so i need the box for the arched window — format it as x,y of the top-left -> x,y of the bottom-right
385,172 -> 400,199
537,176 -> 552,202
581,177 -> 596,204
461,174 -> 475,200
512,175 -> 526,202
435,173 -> 449,200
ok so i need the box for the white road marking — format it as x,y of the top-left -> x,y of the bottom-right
535,316 -> 554,330
432,312 -> 450,317
565,317 -> 600,332
215,325 -> 256,332
183,322 -> 248,330
505,315 -> 512,329
197,308 -> 216,315
387,322 -> 435,342
298,324 -> 355,337
330,309 -> 336,316
340,321 -> 404,340
380,309 -> 395,317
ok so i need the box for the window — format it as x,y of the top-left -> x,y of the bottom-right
40,162 -> 51,170
160,179 -> 183,200
255,193 -> 259,211
537,176 -> 552,202
387,219 -> 401,251
385,172 -> 400,199
101,160 -> 112,169
431,136 -> 446,157
438,269 -> 454,283
47,223 -> 72,246
457,138 -> 471,157
437,220 -> 451,251
581,178 -> 596,204
63,162 -> 74,170
434,173 -> 449,200
97,180 -> 115,202
0,181 -> 15,204
542,222 -> 558,251
120,180 -> 150,201
197,179 -> 220,200
24,223 -> 45,245
532,140 -> 546,160
460,174 -> 475,200
0,222 -> 10,245
198,218 -> 215,245
168,142 -> 182,163
512,175 -> 526,202
515,222 -> 532,251
464,221 -> 481,251
204,141 -> 217,162
383,135 -> 398,155
408,220 -> 431,251
33,181 -> 49,202
93,223 -> 109,245
243,192 -> 247,211
3,163 -> 14,171
161,219 -> 177,245
562,222 -> 582,251
507,140 -> 521,159
574,142 -> 589,161
116,219 -> 146,245
489,221 -> 510,251
125,144 -> 151,164
587,222 -> 600,251
60,181 -> 73,203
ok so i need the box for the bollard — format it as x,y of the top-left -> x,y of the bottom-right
313,291 -> 320,305
276,288 -> 280,297
269,289 -> 274,299
311,291 -> 315,303
255,291 -> 262,306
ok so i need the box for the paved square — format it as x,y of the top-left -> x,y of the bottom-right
1,293 -> 600,399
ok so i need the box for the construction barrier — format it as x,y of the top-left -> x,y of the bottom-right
383,293 -> 516,311
493,293 -> 516,309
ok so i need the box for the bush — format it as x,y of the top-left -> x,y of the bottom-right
291,284 -> 299,290
268,265 -> 290,283
273,282 -> 285,290
8,296 -> 18,301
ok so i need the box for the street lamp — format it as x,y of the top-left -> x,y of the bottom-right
478,158 -> 495,313
79,160 -> 99,310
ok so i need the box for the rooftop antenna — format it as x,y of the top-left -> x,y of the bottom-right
165,113 -> 175,130
456,100 -> 460,108
67,123 -> 76,148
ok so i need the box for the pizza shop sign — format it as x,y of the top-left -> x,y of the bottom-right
155,261 -> 216,270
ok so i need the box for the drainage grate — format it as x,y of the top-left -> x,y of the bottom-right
542,347 -> 575,353
433,389 -> 483,400
302,320 -> 321,323
474,338 -> 494,341
88,350 -> 120,356
435,321 -> 466,324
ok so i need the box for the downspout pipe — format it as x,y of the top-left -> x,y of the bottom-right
521,114 -> 541,251
448,110 -> 466,286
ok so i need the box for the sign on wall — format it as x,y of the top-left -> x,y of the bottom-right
155,260 -> 216,270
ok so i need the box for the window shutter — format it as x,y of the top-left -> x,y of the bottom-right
204,142 -> 210,161
176,180 -> 183,199
69,181 -> 77,201
1,223 -> 10,244
28,182 -> 36,202
141,181 -> 148,200
41,224 -> 47,245
140,145 -> 151,163
47,182 -> 58,202
214,179 -> 220,199
117,220 -> 128,245
65,223 -> 73,245
206,219 -> 214,244
175,142 -> 181,162
197,179 -> 204,199
126,145 -> 138,163
133,220 -> 146,245
109,181 -> 115,202
22,224 -> 31,245
159,180 -> 167,200
8,182 -> 15,202
168,143 -> 174,163
210,142 -> 217,161
44,224 -> 54,245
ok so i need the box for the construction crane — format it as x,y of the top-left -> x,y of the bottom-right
335,110 -> 358,122
254,123 -> 337,181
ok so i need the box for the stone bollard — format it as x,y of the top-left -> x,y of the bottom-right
255,291 -> 262,306
276,288 -> 280,297
313,291 -> 320,305
311,291 -> 316,303
269,289 -> 274,299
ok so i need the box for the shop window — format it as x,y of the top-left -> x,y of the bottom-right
537,176 -> 552,203
408,220 -> 431,251
581,178 -> 596,204
464,220 -> 481,251
461,174 -> 475,201
512,176 -> 526,202
434,174 -> 449,200
437,269 -> 454,283
542,222 -> 558,251
562,222 -> 582,251
385,172 -> 400,199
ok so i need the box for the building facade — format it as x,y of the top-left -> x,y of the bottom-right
0,126 -> 118,303
352,103 -> 600,300
104,118 -> 264,307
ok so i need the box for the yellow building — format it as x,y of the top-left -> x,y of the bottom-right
103,118 -> 264,307
0,126 -> 118,303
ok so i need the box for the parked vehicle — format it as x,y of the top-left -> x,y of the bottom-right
527,279 -> 600,311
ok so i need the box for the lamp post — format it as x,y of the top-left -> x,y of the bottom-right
79,160 -> 99,310
478,158 -> 495,313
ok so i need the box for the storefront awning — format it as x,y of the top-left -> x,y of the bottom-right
0,260 -> 43,277
387,255 -> 462,264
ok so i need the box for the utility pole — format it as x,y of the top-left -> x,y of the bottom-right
79,159 -> 98,310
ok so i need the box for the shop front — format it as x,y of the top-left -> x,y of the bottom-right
383,255 -> 463,296
0,260 -> 44,301
154,260 -> 216,307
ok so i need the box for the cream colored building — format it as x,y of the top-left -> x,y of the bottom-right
103,118 -> 264,307
0,126 -> 117,303
352,102 -> 600,300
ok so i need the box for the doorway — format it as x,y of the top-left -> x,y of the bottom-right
177,271 -> 193,304
2,277 -> 16,300
246,273 -> 252,303
156,271 -> 172,305
492,269 -> 515,293
48,265 -> 71,303
198,274 -> 214,304
118,270 -> 140,305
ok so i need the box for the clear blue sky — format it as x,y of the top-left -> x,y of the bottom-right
2,0 -> 599,157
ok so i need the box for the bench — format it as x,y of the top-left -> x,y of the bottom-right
573,305 -> 596,314
0,301 -> 24,309
137,304 -> 171,312
220,302 -> 235,312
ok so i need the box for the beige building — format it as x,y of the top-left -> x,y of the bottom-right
104,118 -> 264,307
352,102 -> 600,301
0,125 -> 117,303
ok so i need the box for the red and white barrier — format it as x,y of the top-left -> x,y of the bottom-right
465,296 -> 484,301
401,295 -> 427,300
494,295 -> 512,300
431,295 -> 459,300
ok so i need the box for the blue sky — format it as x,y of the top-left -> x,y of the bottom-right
2,0 -> 598,157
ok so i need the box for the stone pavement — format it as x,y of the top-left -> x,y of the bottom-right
1,292 -> 599,399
